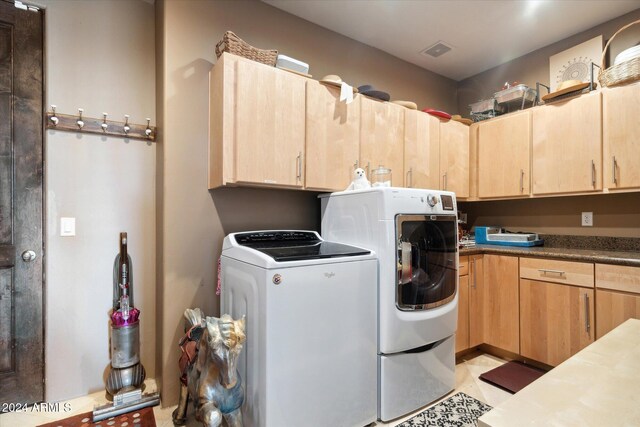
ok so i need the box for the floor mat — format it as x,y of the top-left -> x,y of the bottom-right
37,405 -> 155,427
397,392 -> 492,427
479,360 -> 546,394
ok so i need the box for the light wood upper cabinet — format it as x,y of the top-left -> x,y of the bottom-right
439,120 -> 469,198
531,92 -> 602,195
404,110 -> 440,189
520,279 -> 594,366
360,97 -> 405,187
305,82 -> 360,191
478,112 -> 531,198
481,255 -> 519,354
209,53 -> 307,189
603,82 -> 640,190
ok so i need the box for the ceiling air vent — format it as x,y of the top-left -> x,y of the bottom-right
421,41 -> 452,58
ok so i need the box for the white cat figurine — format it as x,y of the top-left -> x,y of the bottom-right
345,167 -> 371,191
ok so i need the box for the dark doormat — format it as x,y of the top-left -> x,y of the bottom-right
397,392 -> 492,427
37,405 -> 156,427
479,361 -> 547,394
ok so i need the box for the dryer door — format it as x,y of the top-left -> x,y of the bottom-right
396,215 -> 457,310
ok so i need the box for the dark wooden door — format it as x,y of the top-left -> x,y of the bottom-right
0,0 -> 44,405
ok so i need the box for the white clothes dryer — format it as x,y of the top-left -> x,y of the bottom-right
320,188 -> 458,421
220,230 -> 378,427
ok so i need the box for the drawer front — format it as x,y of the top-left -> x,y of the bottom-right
596,264 -> 640,293
459,256 -> 469,276
520,257 -> 594,288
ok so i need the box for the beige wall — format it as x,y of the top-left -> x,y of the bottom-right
460,192 -> 640,238
458,8 -> 640,116
156,0 -> 459,405
44,0 -> 156,401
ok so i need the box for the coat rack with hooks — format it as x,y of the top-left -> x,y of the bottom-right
45,106 -> 157,142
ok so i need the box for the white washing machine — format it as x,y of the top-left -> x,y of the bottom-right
220,230 -> 378,427
320,187 -> 458,421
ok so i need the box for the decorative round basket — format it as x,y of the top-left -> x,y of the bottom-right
599,20 -> 640,88
215,31 -> 278,67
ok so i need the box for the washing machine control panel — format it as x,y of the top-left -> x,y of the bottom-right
235,231 -> 319,244
440,194 -> 454,210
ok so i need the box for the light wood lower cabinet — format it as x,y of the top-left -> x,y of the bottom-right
520,279 -> 594,366
595,263 -> 640,338
468,254 -> 484,347
457,273 -> 470,353
305,81 -> 360,191
482,255 -> 519,354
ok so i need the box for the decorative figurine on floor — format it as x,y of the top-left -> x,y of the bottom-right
345,167 -> 371,191
173,308 -> 246,427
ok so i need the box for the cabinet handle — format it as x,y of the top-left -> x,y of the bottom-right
591,160 -> 596,187
584,293 -> 590,334
471,259 -> 477,289
537,268 -> 565,276
366,162 -> 370,178
354,160 -> 359,170
612,156 -> 617,185
296,152 -> 302,181
407,168 -> 413,188
520,169 -> 524,193
443,172 -> 447,191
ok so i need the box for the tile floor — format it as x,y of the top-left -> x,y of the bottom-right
0,352 -> 511,427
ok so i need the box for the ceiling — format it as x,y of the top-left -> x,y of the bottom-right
263,0 -> 640,81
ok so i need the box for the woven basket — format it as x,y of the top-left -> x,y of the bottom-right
599,19 -> 640,88
215,31 -> 278,67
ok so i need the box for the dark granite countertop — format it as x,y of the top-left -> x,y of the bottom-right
460,245 -> 640,267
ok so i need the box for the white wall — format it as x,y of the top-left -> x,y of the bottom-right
43,0 -> 156,401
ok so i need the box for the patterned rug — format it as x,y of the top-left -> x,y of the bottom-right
37,405 -> 155,427
397,392 -> 492,427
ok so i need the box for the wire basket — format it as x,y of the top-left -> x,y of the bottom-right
215,31 -> 278,67
599,20 -> 640,88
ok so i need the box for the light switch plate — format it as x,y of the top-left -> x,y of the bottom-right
581,212 -> 593,227
60,217 -> 76,236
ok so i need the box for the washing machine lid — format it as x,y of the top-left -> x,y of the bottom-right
233,231 -> 371,262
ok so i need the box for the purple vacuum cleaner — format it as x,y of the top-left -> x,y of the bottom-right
93,232 -> 160,421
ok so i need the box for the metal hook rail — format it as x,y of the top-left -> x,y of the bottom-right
45,106 -> 156,142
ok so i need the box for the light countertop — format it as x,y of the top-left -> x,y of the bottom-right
478,318 -> 640,427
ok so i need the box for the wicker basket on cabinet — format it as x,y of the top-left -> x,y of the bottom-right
215,31 -> 278,67
599,19 -> 640,88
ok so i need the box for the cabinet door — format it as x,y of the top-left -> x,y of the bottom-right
520,279 -> 594,366
235,59 -> 306,187
305,82 -> 360,191
478,112 -> 531,198
439,121 -> 469,197
532,93 -> 602,195
603,83 -> 640,190
482,255 -> 519,354
468,254 -> 484,347
596,290 -> 640,339
360,97 -> 404,187
404,110 -> 439,189
456,274 -> 470,353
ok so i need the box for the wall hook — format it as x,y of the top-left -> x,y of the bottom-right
145,118 -> 152,137
101,113 -> 109,132
50,105 -> 59,126
76,108 -> 84,129
123,115 -> 131,134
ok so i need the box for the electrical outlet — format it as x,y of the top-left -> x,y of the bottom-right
582,212 -> 593,227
